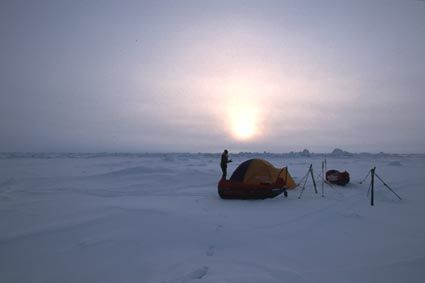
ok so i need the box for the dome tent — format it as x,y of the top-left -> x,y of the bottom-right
218,159 -> 296,199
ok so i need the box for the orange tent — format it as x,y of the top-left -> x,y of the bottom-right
218,159 -> 296,199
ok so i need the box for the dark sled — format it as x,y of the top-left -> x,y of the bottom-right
326,170 -> 350,186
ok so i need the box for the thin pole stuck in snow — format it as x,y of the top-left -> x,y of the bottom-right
298,164 -> 318,199
321,161 -> 324,197
374,172 -> 402,200
371,167 -> 375,206
363,166 -> 401,206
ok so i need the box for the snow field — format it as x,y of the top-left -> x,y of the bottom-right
1,154 -> 424,283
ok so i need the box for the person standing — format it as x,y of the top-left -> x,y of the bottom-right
220,149 -> 232,180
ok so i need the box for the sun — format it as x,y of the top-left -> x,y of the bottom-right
215,76 -> 269,141
229,107 -> 258,141
232,117 -> 255,140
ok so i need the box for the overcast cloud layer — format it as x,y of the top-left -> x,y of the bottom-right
1,0 -> 424,153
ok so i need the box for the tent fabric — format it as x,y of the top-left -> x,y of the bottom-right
229,159 -> 296,189
229,159 -> 252,182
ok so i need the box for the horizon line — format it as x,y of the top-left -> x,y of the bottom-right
1,151 -> 425,156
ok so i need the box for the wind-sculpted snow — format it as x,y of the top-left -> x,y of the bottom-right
0,154 -> 424,283
97,165 -> 175,176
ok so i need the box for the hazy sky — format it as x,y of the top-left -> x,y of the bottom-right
1,0 -> 424,153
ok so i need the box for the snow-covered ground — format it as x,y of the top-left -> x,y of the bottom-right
1,153 -> 424,283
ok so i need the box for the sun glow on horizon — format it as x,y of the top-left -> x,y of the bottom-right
206,74 -> 282,142
218,78 -> 269,141
230,108 -> 257,140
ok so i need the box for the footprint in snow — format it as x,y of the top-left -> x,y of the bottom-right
206,245 -> 215,256
163,266 -> 209,283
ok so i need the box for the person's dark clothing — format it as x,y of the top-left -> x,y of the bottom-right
220,153 -> 231,179
220,153 -> 229,168
221,166 -> 227,180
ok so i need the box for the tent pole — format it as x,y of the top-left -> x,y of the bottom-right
367,177 -> 372,196
363,167 -> 401,206
309,164 -> 318,194
321,161 -> 325,197
277,166 -> 288,183
298,164 -> 318,199
374,173 -> 402,200
371,167 -> 375,206
296,170 -> 310,188
360,170 -> 371,184
298,171 -> 309,199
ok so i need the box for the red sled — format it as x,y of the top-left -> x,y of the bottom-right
326,170 -> 350,186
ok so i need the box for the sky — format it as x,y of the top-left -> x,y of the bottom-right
1,0 -> 424,153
